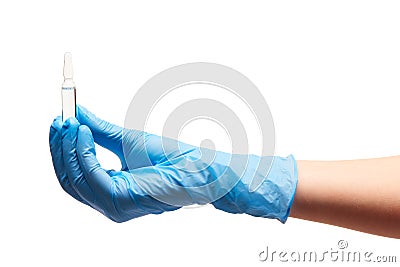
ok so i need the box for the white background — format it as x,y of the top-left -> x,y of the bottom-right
1,1 -> 399,266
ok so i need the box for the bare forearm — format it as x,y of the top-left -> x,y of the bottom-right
290,156 -> 400,238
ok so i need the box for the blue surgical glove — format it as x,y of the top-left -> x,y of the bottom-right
50,106 -> 298,223
49,116 -> 180,222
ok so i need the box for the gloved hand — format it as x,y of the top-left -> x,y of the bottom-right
50,106 -> 298,223
49,116 -> 181,222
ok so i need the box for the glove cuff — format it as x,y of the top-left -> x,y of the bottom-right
212,155 -> 298,223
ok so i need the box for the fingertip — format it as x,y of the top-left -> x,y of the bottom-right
78,125 -> 94,140
76,105 -> 96,124
61,118 -> 80,144
50,116 -> 63,132
76,104 -> 87,117
76,104 -> 88,111
79,124 -> 90,132
77,125 -> 96,154
53,116 -> 62,123
62,117 -> 80,129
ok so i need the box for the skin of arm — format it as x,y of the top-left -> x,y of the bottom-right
290,156 -> 400,239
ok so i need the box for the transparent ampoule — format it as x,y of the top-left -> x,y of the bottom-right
62,52 -> 76,121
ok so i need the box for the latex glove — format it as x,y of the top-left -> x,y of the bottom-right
49,116 -> 180,222
50,106 -> 298,223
